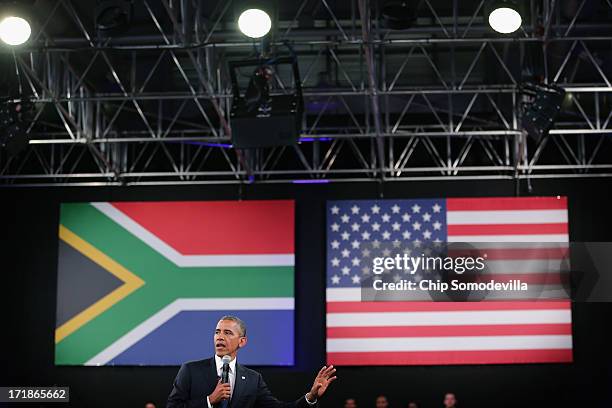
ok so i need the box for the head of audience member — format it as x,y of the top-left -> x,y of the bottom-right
344,398 -> 357,408
376,395 -> 389,408
443,393 -> 457,408
408,402 -> 418,408
144,402 -> 156,408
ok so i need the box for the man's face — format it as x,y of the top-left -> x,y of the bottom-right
344,398 -> 357,408
376,396 -> 389,408
443,393 -> 456,408
214,319 -> 247,358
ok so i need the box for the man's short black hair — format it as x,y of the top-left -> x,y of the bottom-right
219,315 -> 247,336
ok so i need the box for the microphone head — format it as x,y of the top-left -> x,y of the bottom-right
222,355 -> 231,365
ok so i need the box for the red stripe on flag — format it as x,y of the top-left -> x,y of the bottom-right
327,349 -> 573,365
447,223 -> 568,235
327,324 -> 572,338
477,273 -> 570,285
326,301 -> 571,313
446,196 -> 567,211
446,197 -> 567,211
110,200 -> 294,255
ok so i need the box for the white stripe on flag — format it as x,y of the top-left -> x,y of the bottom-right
91,202 -> 294,267
327,288 -> 362,302
325,286 -> 568,302
326,335 -> 572,352
326,309 -> 572,327
444,242 -> 569,249
86,297 -> 294,366
447,210 -> 568,225
447,234 -> 569,242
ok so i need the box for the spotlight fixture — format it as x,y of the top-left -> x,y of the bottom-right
95,0 -> 133,34
520,83 -> 566,141
0,16 -> 30,45
235,0 -> 274,39
0,2 -> 31,46
0,99 -> 32,156
487,0 -> 522,34
381,0 -> 421,30
238,9 -> 271,38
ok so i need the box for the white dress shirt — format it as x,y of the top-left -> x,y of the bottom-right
206,354 -> 316,407
206,354 -> 236,408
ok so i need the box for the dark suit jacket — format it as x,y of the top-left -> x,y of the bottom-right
167,358 -> 316,408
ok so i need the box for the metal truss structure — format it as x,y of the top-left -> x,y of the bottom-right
0,0 -> 611,186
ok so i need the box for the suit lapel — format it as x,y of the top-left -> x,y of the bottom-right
207,357 -> 218,383
230,363 -> 246,408
207,358 -> 222,408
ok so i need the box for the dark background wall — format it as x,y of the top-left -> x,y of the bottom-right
1,178 -> 611,408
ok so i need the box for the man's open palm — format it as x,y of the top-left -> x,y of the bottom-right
309,365 -> 337,399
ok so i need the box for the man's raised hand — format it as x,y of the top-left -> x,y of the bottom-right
307,365 -> 337,401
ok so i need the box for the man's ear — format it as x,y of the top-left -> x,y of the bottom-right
238,336 -> 248,348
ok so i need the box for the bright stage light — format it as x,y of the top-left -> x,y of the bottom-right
488,6 -> 522,34
238,8 -> 271,38
0,16 -> 31,46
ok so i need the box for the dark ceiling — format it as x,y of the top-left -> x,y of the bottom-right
0,0 -> 611,185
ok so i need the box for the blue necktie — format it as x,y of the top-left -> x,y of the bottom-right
217,372 -> 230,408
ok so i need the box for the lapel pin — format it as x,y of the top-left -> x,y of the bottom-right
242,376 -> 246,380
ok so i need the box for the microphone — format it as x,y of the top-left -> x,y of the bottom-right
221,355 -> 231,384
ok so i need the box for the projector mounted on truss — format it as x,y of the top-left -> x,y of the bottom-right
229,56 -> 304,149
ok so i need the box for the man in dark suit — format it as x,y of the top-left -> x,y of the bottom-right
167,315 -> 337,408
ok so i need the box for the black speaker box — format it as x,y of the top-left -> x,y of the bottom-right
230,94 -> 300,149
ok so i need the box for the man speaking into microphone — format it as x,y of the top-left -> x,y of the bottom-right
167,315 -> 337,408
